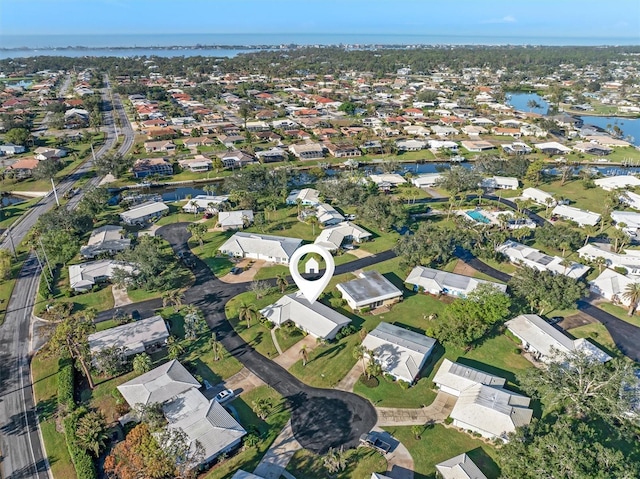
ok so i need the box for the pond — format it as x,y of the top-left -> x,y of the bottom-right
579,116 -> 640,146
1,195 -> 26,207
506,92 -> 550,115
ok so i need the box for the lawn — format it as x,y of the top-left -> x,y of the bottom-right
31,352 -> 77,479
191,230 -> 235,277
384,424 -> 500,479
0,197 -> 40,229
567,322 -> 617,356
598,302 -> 640,328
274,325 -> 306,353
536,179 -> 608,214
203,386 -> 291,479
286,447 -> 387,479
354,374 -> 437,409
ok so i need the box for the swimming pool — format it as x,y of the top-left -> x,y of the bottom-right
465,210 -> 491,224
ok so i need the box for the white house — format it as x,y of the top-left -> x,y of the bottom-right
611,210 -> 640,235
368,174 -> 407,187
522,187 -> 556,206
480,176 -> 519,190
396,139 -> 427,151
505,314 -> 611,364
69,260 -> 135,292
552,204 -> 600,227
218,210 -> 254,230
182,195 -> 229,214
286,188 -> 321,206
314,221 -> 372,251
405,266 -> 507,297
219,232 -> 302,265
533,141 -> 571,154
361,322 -> 436,383
594,175 -> 640,191
436,453 -> 488,479
621,191 -> 640,210
337,270 -> 403,311
80,225 -> 131,259
433,359 -> 506,397
497,240 -> 589,279
315,203 -> 345,226
120,201 -> 169,226
411,173 -> 443,188
88,315 -> 169,358
260,293 -> 351,340
578,242 -> 640,275
589,268 -> 638,307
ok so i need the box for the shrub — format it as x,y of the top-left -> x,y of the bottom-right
335,324 -> 356,340
444,417 -> 453,425
614,266 -> 628,275
398,380 -> 410,390
329,297 -> 346,309
63,409 -> 97,479
359,374 -> 379,388
383,373 -> 396,382
57,359 -> 75,414
360,306 -> 371,314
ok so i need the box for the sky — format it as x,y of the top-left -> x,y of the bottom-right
1,0 -> 639,40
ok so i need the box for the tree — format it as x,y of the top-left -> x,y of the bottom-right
525,159 -> 545,186
622,282 -> 640,316
437,166 -> 482,198
93,345 -> 126,376
32,159 -> 61,180
238,301 -> 258,328
305,214 -> 319,235
299,344 -> 309,366
46,313 -> 96,389
104,423 -> 176,479
535,224 -> 583,253
156,427 -> 205,478
183,306 -> 207,340
187,222 -> 207,246
75,410 -> 109,457
4,127 -> 30,146
248,280 -> 271,299
167,335 -> 184,360
353,344 -> 367,377
252,397 -> 273,420
209,332 -> 223,361
276,272 -> 288,293
93,151 -> 134,178
338,101 -> 357,115
357,194 -> 407,232
411,424 -> 422,440
323,446 -> 348,474
365,354 -> 383,380
133,353 -> 152,374
583,225 -> 598,246
394,223 -> 464,269
162,289 -> 184,311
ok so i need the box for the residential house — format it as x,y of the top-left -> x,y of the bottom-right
219,232 -> 302,264
411,173 -> 443,188
69,259 -> 135,292
88,315 -> 169,358
220,151 -> 256,169
5,158 -> 39,179
589,268 -> 638,307
120,201 -> 169,226
396,139 -> 427,151
182,195 -> 229,214
578,242 -> 640,275
533,141 -> 571,155
573,142 -> 612,156
80,225 -> 131,259
231,471 -> 265,479
461,125 -> 487,137
436,453 -> 488,479
286,188 -> 321,206
433,359 -> 506,397
34,147 -> 67,160
480,176 -> 519,190
245,121 -> 270,132
552,204 -> 600,227
64,108 -> 89,128
522,187 -> 556,206
594,175 -> 640,191
337,270 -> 403,311
611,210 -> 640,237
506,314 -> 611,363
255,147 -> 286,163
361,322 -> 436,384
132,158 -> 173,178
182,136 -> 215,149
497,240 -> 589,279
460,140 -> 495,152
324,142 -> 361,158
144,140 -> 176,153
405,266 -> 507,297
218,210 -> 254,230
621,191 -> 640,210
314,203 -> 345,226
259,293 -> 351,340
492,127 -> 521,138
314,221 -> 372,251
0,143 -> 26,155
501,142 -> 533,155
117,360 -> 246,466
428,140 -> 459,152
289,143 -> 325,160
178,155 -> 212,172
368,174 -> 407,189
217,134 -> 244,148
431,125 -> 459,137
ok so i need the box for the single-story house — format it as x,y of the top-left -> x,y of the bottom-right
411,173 -> 443,188
324,142 -> 361,158
69,260 -> 135,292
143,140 -> 176,153
132,158 -> 173,178
522,187 -> 556,206
533,141 -> 571,155
182,136 -> 215,149
396,139 -> 427,151
361,322 -> 436,383
315,203 -> 345,226
436,453 -> 488,479
314,221 -> 371,251
289,143 -> 324,160
337,270 -> 403,311
573,142 -> 612,156
88,315 -> 169,358
368,174 -> 407,188
460,140 -> 495,152
610,210 -> 640,235
552,204 -> 600,227
0,143 -> 26,155
497,240 -> 589,279
183,195 -> 229,214
480,176 -> 519,190
255,147 -> 286,163
118,360 -> 246,467
433,359 -> 506,397
5,158 -> 40,179
621,191 -> 640,210
589,268 -> 638,307
231,471 -> 265,479
217,134 -> 245,148
218,210 -> 254,230
178,156 -> 212,172
501,142 -> 533,155
220,151 -> 256,169
578,242 -> 640,275
594,175 -> 640,191
80,225 -> 131,259
219,232 -> 302,265
286,188 -> 321,206
506,314 -> 611,363
405,266 -> 507,297
120,201 -> 169,226
260,293 -> 352,340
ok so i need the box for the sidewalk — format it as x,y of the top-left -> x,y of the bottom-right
335,360 -> 363,392
252,420 -> 300,479
375,391 -> 456,426
372,427 -> 414,479
112,285 -> 132,308
273,335 -> 317,369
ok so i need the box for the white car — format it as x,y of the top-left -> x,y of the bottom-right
214,388 -> 235,403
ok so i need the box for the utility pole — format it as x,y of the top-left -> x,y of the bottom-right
37,236 -> 54,279
6,228 -> 17,260
50,177 -> 60,207
33,248 -> 51,292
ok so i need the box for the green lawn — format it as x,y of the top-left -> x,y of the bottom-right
191,230 -> 235,277
274,326 -> 307,353
597,302 -> 640,328
536,179 -> 608,214
0,197 -> 40,229
568,322 -> 617,356
354,374 -> 437,408
31,352 -> 77,479
286,447 -> 387,479
203,386 -> 290,478
384,424 -> 500,479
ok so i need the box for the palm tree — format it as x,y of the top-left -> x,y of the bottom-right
623,282 -> 640,316
583,225 -> 598,246
75,411 -> 109,457
560,257 -> 572,275
238,302 -> 258,329
252,398 -> 272,420
594,256 -> 606,273
133,353 -> 152,374
365,354 -> 382,380
210,332 -> 223,361
299,345 -> 309,366
353,345 -> 367,377
162,290 -> 183,311
167,335 -> 184,359
276,273 -> 288,293
411,424 -> 422,440
295,198 -> 303,216
306,215 -> 319,236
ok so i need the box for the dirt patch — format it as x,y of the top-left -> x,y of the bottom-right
218,259 -> 265,283
112,285 -> 132,308
558,311 -> 596,330
452,260 -> 477,277
348,248 -> 373,259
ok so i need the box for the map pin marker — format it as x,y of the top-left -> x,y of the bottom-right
289,244 -> 335,304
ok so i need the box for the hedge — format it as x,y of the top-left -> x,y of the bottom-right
57,359 -> 75,413
63,410 -> 97,479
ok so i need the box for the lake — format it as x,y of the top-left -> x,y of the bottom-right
506,92 -> 550,115
579,116 -> 640,146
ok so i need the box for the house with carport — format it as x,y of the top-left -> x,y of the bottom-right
314,221 -> 371,252
589,268 -> 638,308
433,359 -> 506,397
436,453 -> 488,479
551,204 -> 600,227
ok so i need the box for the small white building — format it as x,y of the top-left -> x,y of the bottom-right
368,174 -> 407,187
497,240 -> 589,279
361,322 -> 436,384
405,266 -> 507,297
219,232 -> 302,265
218,210 -> 254,230
621,191 -> 640,210
411,173 -> 443,188
120,201 -> 169,226
433,359 -> 506,397
88,315 -> 169,358
69,260 -> 135,292
589,268 -> 638,307
578,242 -> 640,275
182,195 -> 229,214
314,221 -> 372,251
480,176 -> 519,190
286,188 -> 321,206
436,453 -> 488,479
337,270 -> 403,311
315,203 -> 345,226
611,210 -> 640,235
522,187 -> 556,206
594,175 -> 640,191
552,204 -> 600,227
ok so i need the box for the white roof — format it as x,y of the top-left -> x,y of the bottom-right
219,232 -> 302,262
260,293 -> 351,339
480,176 -> 519,189
621,191 -> 640,210
578,243 -> 640,272
590,268 -> 637,306
497,240 -> 589,279
117,360 -> 201,406
436,453 -> 488,479
314,221 -> 372,251
69,259 -> 135,290
405,266 -> 507,295
533,141 -> 571,153
88,315 -> 169,356
182,195 -> 229,212
611,210 -> 640,229
594,175 -> 640,191
368,173 -> 407,186
522,187 -> 555,205
506,314 -> 611,363
433,359 -> 506,395
450,383 -> 533,439
231,471 -> 265,479
362,322 -> 436,383
120,201 -> 169,222
286,188 -> 321,205
337,270 -> 403,308
218,210 -> 254,228
80,225 -> 130,258
316,203 -> 345,225
411,173 -> 443,187
552,204 -> 600,226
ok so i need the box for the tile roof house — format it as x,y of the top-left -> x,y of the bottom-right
433,359 -> 506,397
219,232 -> 302,265
361,322 -> 436,383
6,158 -> 40,178
68,260 -> 135,292
260,293 -> 352,340
505,314 -> 611,364
80,225 -> 131,259
436,453 -> 488,479
405,266 -> 507,298
497,240 -> 589,279
88,315 -> 169,358
337,271 -> 403,311
314,221 -> 372,251
551,204 -> 600,227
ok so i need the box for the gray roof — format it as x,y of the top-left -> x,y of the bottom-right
436,453 -> 488,479
88,315 -> 169,357
120,201 -> 169,223
218,210 -> 254,228
366,322 -> 436,355
117,360 -> 201,406
433,359 -> 506,394
314,221 -> 372,251
337,271 -> 402,307
405,266 -> 507,295
219,232 -> 302,261
80,225 -> 131,258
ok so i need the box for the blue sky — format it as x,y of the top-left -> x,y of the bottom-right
1,0 -> 639,39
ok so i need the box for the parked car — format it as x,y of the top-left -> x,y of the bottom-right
230,266 -> 244,275
130,310 -> 141,321
359,432 -> 391,454
214,388 -> 235,404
